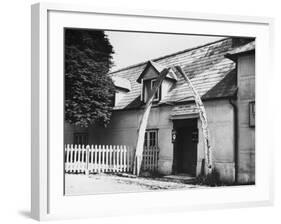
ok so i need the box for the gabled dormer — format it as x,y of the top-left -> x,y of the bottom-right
137,61 -> 177,103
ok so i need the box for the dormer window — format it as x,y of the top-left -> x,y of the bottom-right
142,79 -> 161,103
112,76 -> 131,107
138,61 -> 178,103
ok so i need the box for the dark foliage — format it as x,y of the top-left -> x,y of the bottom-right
65,29 -> 115,127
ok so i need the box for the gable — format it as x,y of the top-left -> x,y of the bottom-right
137,61 -> 178,83
142,65 -> 159,81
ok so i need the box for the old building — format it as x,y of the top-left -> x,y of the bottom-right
65,37 -> 255,184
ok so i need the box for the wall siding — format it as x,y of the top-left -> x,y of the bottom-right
196,100 -> 235,182
237,54 -> 255,183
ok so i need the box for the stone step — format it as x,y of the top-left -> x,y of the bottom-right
159,174 -> 197,184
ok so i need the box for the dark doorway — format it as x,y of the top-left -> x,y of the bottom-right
172,119 -> 198,176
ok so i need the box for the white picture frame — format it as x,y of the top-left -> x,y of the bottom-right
31,2 -> 274,221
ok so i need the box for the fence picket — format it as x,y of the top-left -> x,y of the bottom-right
121,146 -> 124,172
94,145 -> 97,172
90,145 -> 94,172
112,146 -> 115,172
116,146 -> 119,172
97,145 -> 100,173
109,145 -> 112,172
72,145 -> 75,172
73,146 -> 77,172
105,145 -> 109,172
70,145 -> 74,172
66,144 -> 69,172
155,147 -> 158,171
124,146 -> 127,172
101,145 -> 105,172
126,146 -> 130,172
65,145 -> 69,172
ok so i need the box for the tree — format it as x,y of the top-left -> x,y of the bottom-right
65,29 -> 115,127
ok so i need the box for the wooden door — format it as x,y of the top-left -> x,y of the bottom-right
176,127 -> 197,175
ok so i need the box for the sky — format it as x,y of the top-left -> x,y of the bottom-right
105,31 -> 225,72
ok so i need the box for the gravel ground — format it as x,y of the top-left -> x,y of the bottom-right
65,173 -> 201,196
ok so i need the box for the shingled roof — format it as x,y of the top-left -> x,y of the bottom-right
110,37 -> 254,110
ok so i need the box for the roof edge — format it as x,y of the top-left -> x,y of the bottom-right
225,49 -> 255,61
113,94 -> 236,111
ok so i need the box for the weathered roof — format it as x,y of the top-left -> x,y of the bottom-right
112,76 -> 131,92
202,69 -> 237,100
110,37 -> 254,110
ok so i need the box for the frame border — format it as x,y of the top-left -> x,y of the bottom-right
31,2 -> 275,220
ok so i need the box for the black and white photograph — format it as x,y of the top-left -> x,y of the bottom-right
63,28 -> 255,196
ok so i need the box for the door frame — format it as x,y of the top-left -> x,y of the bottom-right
172,118 -> 198,176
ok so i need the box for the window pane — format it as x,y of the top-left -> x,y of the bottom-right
151,80 -> 159,100
149,132 -> 154,147
144,132 -> 148,147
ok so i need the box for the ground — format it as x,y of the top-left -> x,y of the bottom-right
65,173 -> 203,195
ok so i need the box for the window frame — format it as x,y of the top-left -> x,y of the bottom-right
144,129 -> 158,148
73,132 -> 88,145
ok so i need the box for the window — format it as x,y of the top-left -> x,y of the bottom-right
74,133 -> 88,145
141,79 -> 161,103
249,101 -> 255,127
150,79 -> 160,101
144,130 -> 158,148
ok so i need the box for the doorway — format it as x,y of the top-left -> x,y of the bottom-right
172,119 -> 198,176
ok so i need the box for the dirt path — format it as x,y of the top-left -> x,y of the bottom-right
65,173 -> 201,196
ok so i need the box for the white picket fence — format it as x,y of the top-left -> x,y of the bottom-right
64,144 -> 159,174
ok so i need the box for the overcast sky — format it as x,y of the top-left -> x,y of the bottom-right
105,31 -> 225,72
